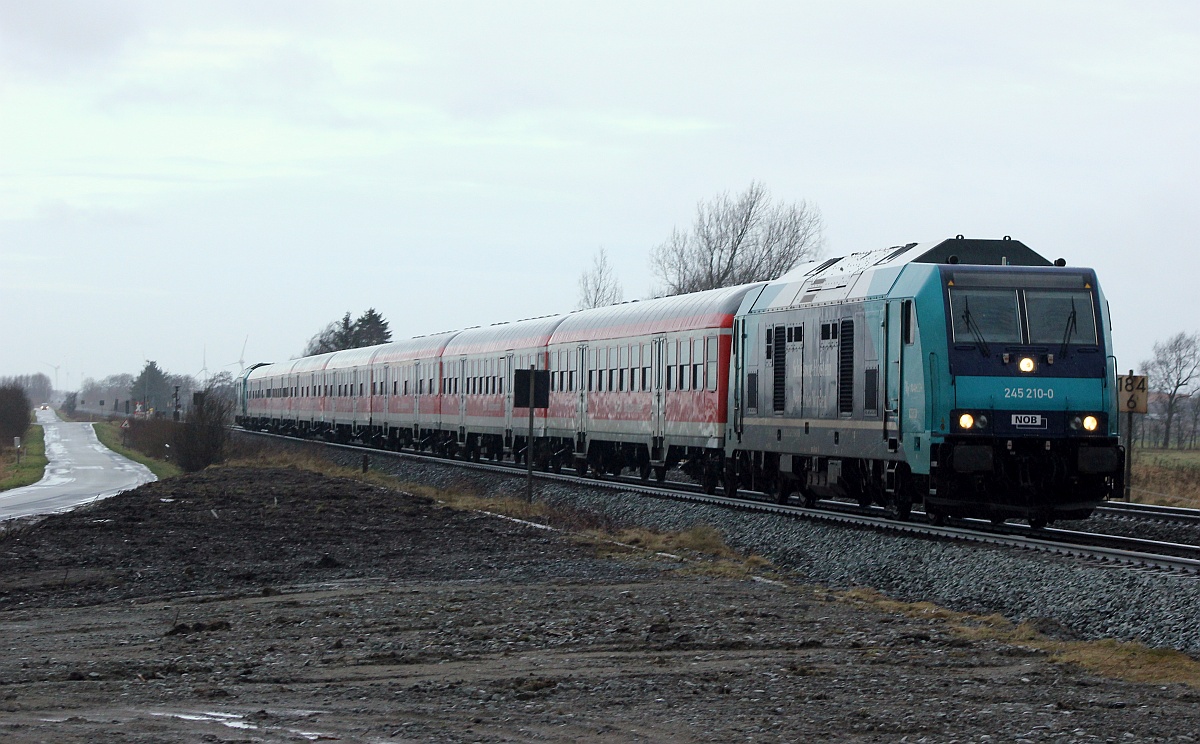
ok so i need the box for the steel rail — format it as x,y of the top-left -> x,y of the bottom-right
232,428 -> 1200,574
1094,501 -> 1200,524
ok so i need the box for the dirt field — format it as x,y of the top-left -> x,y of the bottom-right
2,466 -> 1198,742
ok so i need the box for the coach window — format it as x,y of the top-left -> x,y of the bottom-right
680,340 -> 691,391
627,346 -> 637,392
706,336 -> 718,391
665,341 -> 675,390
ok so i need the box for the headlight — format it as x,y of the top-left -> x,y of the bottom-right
1083,415 -> 1099,432
958,413 -> 974,430
1018,357 -> 1036,373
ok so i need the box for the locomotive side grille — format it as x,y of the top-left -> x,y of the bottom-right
839,319 -> 854,415
773,324 -> 786,413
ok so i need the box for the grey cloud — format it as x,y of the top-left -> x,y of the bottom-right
0,0 -> 143,76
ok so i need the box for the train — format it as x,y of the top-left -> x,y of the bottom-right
236,236 -> 1125,528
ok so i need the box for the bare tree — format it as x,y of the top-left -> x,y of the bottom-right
1143,331 -> 1200,448
0,373 -> 52,405
577,248 -> 624,310
650,181 -> 824,295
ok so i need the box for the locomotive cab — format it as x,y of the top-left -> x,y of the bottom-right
929,263 -> 1123,525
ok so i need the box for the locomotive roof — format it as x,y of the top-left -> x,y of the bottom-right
550,283 -> 763,345
747,236 -> 1053,313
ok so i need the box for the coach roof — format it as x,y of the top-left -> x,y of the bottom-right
443,315 -> 567,357
550,283 -> 763,345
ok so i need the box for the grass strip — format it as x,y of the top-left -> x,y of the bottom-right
840,587 -> 1200,689
93,421 -> 182,480
0,424 -> 48,492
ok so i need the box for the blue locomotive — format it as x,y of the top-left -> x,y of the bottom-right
725,236 -> 1123,527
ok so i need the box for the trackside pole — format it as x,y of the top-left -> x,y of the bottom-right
1125,369 -> 1134,502
527,364 -> 535,503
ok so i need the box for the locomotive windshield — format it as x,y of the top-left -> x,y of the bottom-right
949,289 -> 1021,345
1025,290 -> 1098,346
948,285 -> 1098,347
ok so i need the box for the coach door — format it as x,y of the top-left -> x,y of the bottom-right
731,319 -> 746,438
413,361 -> 423,435
379,365 -> 388,431
456,357 -> 467,440
575,345 -> 588,443
503,352 -> 515,446
651,336 -> 667,442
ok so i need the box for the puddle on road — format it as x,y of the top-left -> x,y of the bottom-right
149,709 -> 335,740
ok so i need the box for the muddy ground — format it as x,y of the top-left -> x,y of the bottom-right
1,466 -> 1198,743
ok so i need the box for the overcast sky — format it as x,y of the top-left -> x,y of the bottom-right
1,1 -> 1196,389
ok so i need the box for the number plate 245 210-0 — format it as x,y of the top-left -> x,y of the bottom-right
1012,414 -> 1046,428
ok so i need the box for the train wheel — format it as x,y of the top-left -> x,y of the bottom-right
1028,514 -> 1047,530
639,462 -> 651,481
654,466 -> 666,483
773,479 -> 791,505
576,458 -> 587,477
723,469 -> 738,498
926,508 -> 947,527
702,470 -> 718,495
887,468 -> 913,522
800,489 -> 817,508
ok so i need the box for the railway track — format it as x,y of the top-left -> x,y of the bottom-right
234,428 -> 1200,574
1095,500 -> 1200,524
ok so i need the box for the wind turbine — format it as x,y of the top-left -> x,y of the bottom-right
41,362 -> 60,391
198,345 -> 209,386
225,336 -> 249,374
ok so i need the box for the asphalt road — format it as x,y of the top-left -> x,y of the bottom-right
0,409 -> 156,520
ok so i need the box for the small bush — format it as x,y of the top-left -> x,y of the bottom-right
125,418 -> 178,461
173,389 -> 232,472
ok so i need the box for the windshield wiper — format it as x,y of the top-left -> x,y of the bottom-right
961,298 -> 991,357
1059,298 -> 1078,357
